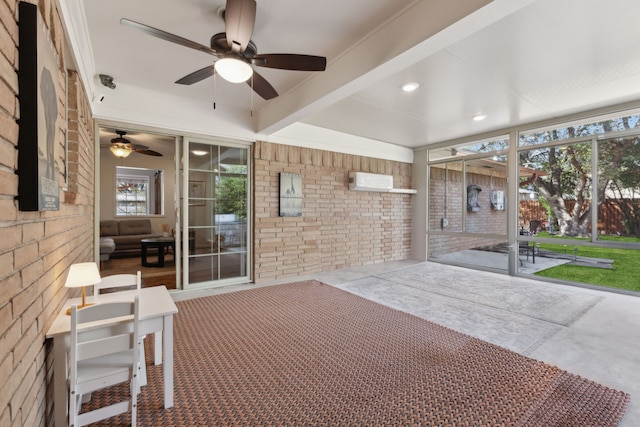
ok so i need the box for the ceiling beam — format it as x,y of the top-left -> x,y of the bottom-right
256,0 -> 535,136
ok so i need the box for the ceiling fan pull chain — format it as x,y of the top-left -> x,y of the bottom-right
213,68 -> 217,110
250,73 -> 254,117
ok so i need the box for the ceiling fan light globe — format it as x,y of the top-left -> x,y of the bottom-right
110,142 -> 133,158
215,57 -> 253,83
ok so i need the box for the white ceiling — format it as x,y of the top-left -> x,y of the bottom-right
62,0 -> 640,155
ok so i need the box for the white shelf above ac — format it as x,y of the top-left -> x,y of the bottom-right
388,188 -> 417,194
349,172 -> 416,194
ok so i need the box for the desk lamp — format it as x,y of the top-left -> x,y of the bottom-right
65,262 -> 102,315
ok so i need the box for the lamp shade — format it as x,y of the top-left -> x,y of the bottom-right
110,142 -> 133,158
65,262 -> 102,288
215,57 -> 253,83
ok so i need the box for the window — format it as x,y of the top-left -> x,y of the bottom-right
515,114 -> 640,291
429,136 -> 509,161
519,112 -> 640,146
598,135 -> 640,237
518,114 -> 640,239
115,167 -> 164,216
426,109 -> 640,291
116,175 -> 149,215
427,136 -> 509,269
518,142 -> 592,237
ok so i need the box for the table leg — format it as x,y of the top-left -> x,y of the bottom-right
53,335 -> 68,427
141,243 -> 149,267
158,245 -> 165,267
163,314 -> 174,408
154,331 -> 162,365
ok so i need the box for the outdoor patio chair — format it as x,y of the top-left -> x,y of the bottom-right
519,241 -> 535,263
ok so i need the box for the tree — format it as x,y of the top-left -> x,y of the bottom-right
600,134 -> 640,234
520,115 -> 640,237
524,141 -> 593,236
215,173 -> 247,220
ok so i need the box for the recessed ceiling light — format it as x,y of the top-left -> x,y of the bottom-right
401,82 -> 419,92
472,114 -> 487,121
192,150 -> 208,156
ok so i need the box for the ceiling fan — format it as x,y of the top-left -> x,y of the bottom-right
120,0 -> 327,100
105,130 -> 163,158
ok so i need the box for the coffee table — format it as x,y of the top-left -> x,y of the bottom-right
141,237 -> 175,267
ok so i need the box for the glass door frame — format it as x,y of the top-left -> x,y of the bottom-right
180,136 -> 252,290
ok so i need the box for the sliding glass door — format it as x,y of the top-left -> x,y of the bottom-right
426,137 -> 510,272
182,138 -> 250,289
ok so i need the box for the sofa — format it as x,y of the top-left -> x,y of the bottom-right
100,219 -> 163,257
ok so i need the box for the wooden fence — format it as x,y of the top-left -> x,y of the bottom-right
519,199 -> 639,235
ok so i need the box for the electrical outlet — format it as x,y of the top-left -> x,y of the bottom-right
441,218 -> 448,227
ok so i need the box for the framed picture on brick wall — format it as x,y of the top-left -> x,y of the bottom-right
17,1 -> 61,211
279,173 -> 302,217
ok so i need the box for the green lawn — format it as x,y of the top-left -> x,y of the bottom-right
533,233 -> 640,292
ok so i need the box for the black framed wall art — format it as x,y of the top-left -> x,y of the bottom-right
17,1 -> 60,211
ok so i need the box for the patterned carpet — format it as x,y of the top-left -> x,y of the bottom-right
83,280 -> 630,426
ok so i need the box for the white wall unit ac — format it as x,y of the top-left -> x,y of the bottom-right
349,172 -> 393,192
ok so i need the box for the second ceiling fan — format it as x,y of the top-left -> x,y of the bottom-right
107,130 -> 163,158
121,0 -> 327,100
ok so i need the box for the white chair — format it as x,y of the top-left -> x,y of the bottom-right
69,297 -> 140,427
95,272 -> 154,390
95,272 -> 142,294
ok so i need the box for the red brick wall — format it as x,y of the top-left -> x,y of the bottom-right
429,234 -> 500,257
253,141 -> 413,283
0,1 -> 96,425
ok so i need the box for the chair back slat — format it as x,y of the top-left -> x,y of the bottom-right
94,272 -> 141,294
77,320 -> 133,343
77,333 -> 134,360
76,300 -> 135,323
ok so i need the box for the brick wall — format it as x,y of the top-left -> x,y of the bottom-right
253,141 -> 413,283
0,1 -> 95,426
428,165 -> 507,256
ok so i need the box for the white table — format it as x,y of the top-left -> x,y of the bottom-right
46,286 -> 178,427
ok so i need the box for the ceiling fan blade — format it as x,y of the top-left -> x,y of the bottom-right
247,70 -> 278,100
224,0 -> 256,53
252,54 -> 327,71
175,65 -> 215,85
134,149 -> 163,157
131,144 -> 150,150
121,18 -> 221,56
